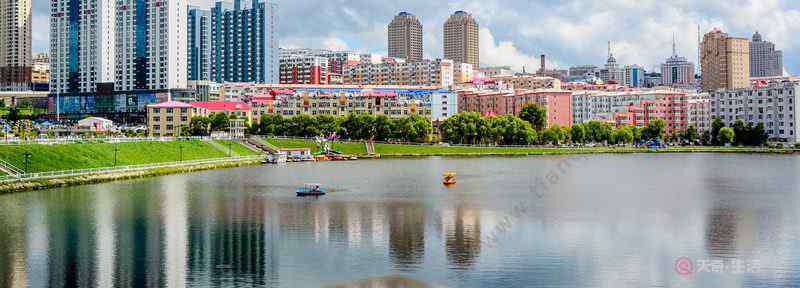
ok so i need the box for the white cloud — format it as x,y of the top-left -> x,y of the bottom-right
479,28 -> 558,71
322,36 -> 350,51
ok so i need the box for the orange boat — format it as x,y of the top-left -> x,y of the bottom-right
443,172 -> 457,185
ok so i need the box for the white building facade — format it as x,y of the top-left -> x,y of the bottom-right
49,0 -> 188,120
710,80 -> 799,143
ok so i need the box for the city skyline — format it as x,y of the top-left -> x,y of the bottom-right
29,1 -> 800,75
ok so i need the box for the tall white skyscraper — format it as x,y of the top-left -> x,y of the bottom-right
0,0 -> 32,91
49,0 -> 188,120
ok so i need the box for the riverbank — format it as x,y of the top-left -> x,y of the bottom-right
0,157 -> 261,194
265,138 -> 796,157
0,139 -> 260,173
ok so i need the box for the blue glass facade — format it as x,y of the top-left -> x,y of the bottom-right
67,0 -> 80,93
210,1 -> 278,84
134,0 -> 148,89
188,7 -> 211,81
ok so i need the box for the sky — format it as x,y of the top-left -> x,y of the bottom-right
31,0 -> 800,74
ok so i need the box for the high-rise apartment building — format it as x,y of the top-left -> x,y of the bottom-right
749,32 -> 783,78
443,11 -> 479,69
50,0 -> 188,119
388,12 -> 423,62
279,55 -> 329,84
0,0 -> 31,91
188,6 -> 212,81
661,38 -> 695,88
211,0 -> 279,84
279,48 -> 363,84
700,29 -> 750,91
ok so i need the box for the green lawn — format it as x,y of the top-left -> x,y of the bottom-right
266,138 -> 793,157
266,138 -> 367,155
214,140 -> 262,156
0,140 -> 256,173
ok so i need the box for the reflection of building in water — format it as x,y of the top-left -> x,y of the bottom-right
0,198 -> 27,288
388,203 -> 426,267
705,207 -> 756,257
44,192 -> 100,288
26,201 -> 49,288
442,206 -> 482,268
114,190 -> 164,288
95,189 -> 116,288
187,191 -> 272,286
162,180 -> 188,288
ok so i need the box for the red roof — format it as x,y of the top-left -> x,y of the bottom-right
148,100 -> 194,108
192,101 -> 252,111
270,89 -> 296,95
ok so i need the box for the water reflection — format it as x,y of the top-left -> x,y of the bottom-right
0,154 -> 796,287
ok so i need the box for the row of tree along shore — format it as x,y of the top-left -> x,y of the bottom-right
182,104 -> 792,148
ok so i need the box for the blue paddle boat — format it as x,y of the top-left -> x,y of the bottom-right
297,183 -> 327,196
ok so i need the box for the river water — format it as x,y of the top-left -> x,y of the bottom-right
0,154 -> 798,287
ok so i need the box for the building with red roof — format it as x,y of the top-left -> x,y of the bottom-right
191,101 -> 253,121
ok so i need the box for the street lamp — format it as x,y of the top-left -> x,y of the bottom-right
22,152 -> 32,174
113,143 -> 119,166
179,144 -> 183,162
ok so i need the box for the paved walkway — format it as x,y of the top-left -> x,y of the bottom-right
206,140 -> 240,157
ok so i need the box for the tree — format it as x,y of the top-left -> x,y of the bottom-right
612,126 -> 634,145
488,115 -> 537,145
209,113 -> 229,131
183,116 -> 212,136
683,125 -> 698,144
731,120 -> 747,146
751,123 -> 768,146
257,114 -> 287,136
642,118 -> 666,141
315,115 -> 341,137
584,121 -> 612,144
373,115 -> 394,141
570,123 -> 586,144
287,114 -> 320,137
718,127 -> 735,145
440,112 -> 491,144
519,104 -> 547,131
710,117 -> 725,146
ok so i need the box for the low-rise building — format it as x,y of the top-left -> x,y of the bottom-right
491,75 -> 561,90
147,101 -> 208,137
453,62 -> 474,84
576,90 -> 709,134
457,89 -> 573,127
192,101 -> 253,123
240,84 -> 457,122
343,59 -> 454,88
478,66 -> 514,78
710,80 -> 799,143
77,117 -> 114,132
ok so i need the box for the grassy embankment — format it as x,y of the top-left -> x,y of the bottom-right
0,140 -> 260,173
266,138 -> 795,157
